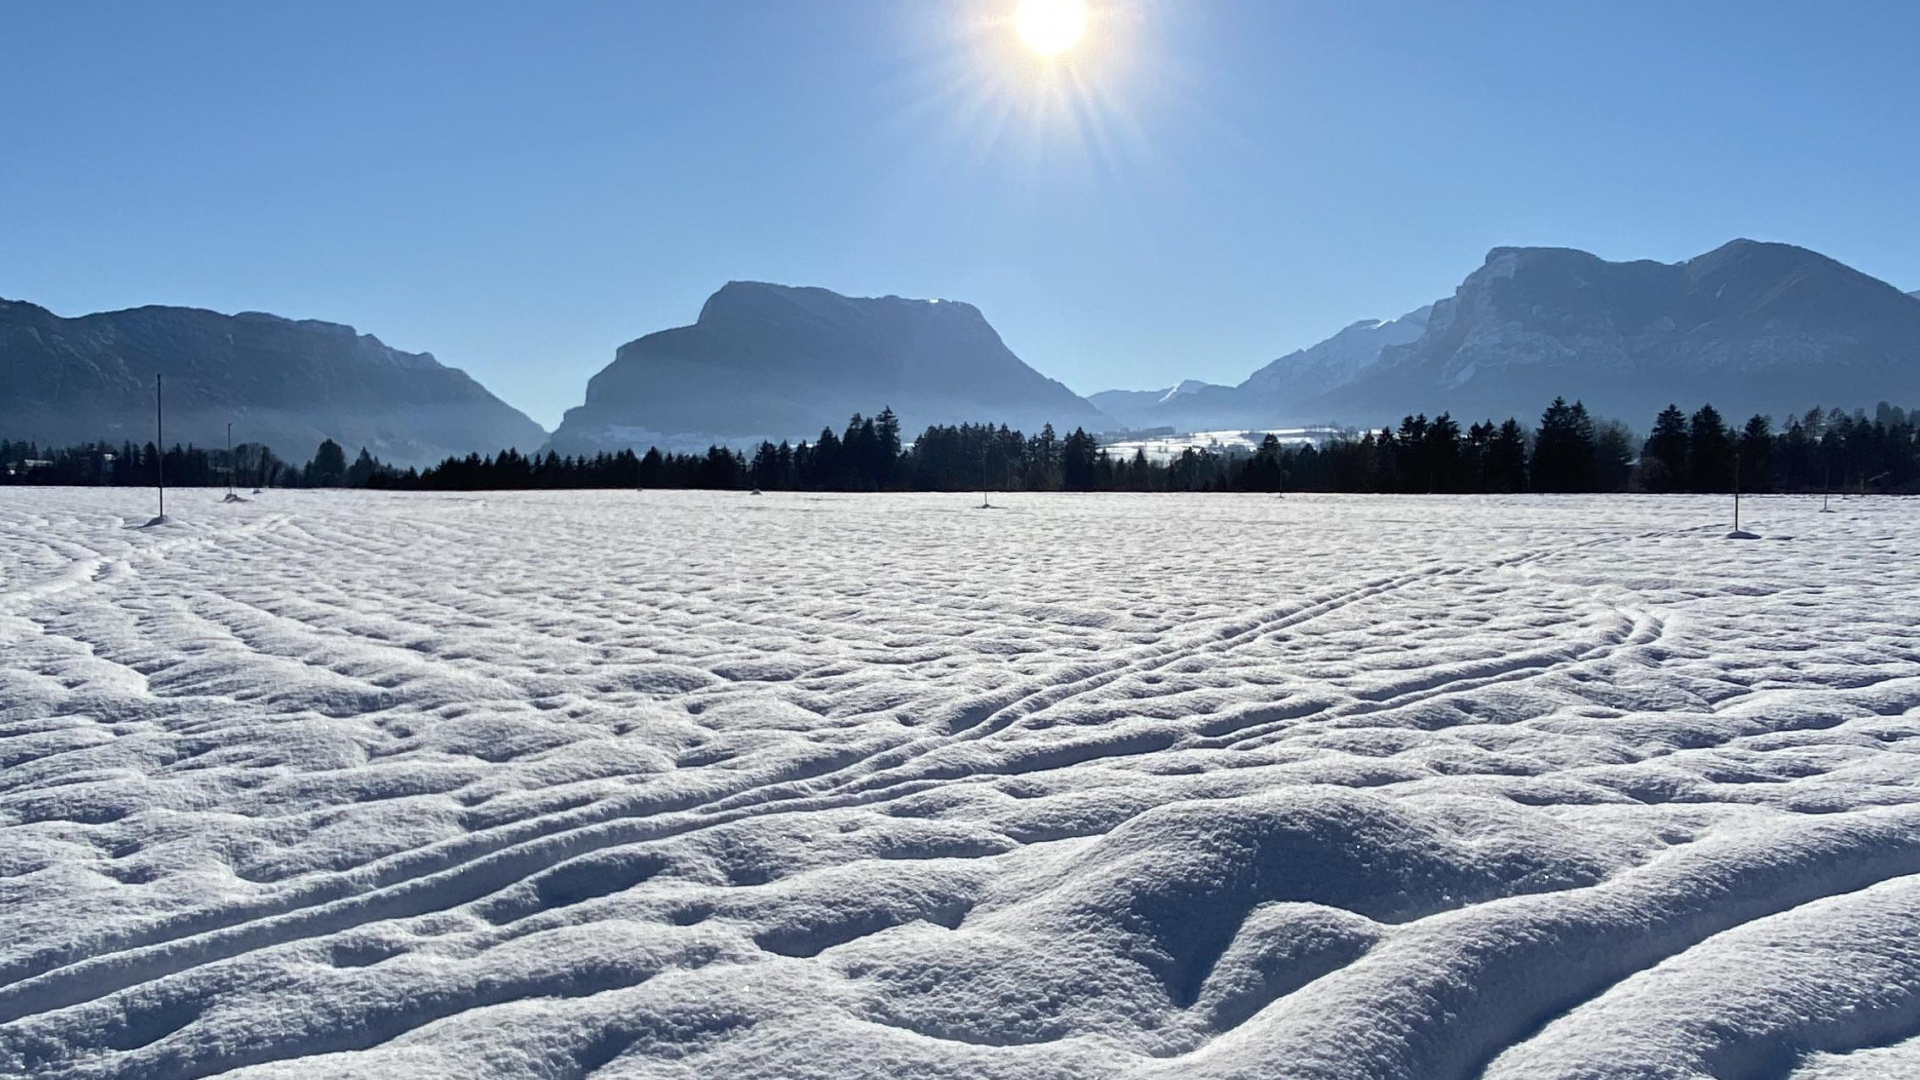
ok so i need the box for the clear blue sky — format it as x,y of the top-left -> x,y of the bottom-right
5,1 -> 1917,429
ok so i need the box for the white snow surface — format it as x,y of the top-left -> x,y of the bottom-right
3,488 -> 1919,1080
1099,429 -> 1331,464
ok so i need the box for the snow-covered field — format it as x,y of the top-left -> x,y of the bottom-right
1097,428 -> 1330,464
3,488 -> 1918,1080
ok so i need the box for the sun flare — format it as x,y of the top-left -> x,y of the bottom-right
1015,0 -> 1087,57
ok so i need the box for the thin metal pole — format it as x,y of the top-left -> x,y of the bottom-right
156,373 -> 165,520
1733,454 -> 1740,532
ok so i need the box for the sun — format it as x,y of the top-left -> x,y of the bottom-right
1015,0 -> 1087,57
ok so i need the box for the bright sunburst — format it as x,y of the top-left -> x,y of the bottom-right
883,0 -> 1163,193
1015,0 -> 1087,57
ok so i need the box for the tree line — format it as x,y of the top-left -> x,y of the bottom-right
7,399 -> 1917,494
0,438 -> 313,489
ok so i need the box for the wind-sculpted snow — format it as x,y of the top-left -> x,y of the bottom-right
2,490 -> 1918,1080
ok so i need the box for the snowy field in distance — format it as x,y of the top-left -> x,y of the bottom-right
1096,429 -> 1331,463
3,488 -> 1919,1080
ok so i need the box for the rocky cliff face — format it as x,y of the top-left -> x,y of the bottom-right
548,282 -> 1113,453
1090,240 -> 1920,433
0,299 -> 545,465
1085,306 -> 1436,433
1241,306 -> 1434,406
1312,240 -> 1920,424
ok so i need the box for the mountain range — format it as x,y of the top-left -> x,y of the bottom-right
547,281 -> 1110,455
1101,240 -> 1920,431
1091,308 -> 1439,432
0,299 -> 544,466
6,241 -> 1916,466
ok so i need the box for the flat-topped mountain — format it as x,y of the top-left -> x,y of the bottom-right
548,282 -> 1113,454
0,299 -> 545,465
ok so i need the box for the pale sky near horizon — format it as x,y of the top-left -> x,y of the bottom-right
4,0 -> 1917,429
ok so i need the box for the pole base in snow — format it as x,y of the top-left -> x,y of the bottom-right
140,515 -> 171,528
1726,529 -> 1761,540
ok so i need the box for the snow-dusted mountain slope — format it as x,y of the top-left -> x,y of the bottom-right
1084,310 -> 1435,433
1086,380 -> 1229,429
1240,305 -> 1434,405
3,490 -> 1918,1080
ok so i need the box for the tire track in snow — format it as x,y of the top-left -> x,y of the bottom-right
0,562 -> 1473,1021
1211,606 -> 1670,752
0,513 -> 292,616
0,538 -> 1628,1015
2,540 -> 1608,1022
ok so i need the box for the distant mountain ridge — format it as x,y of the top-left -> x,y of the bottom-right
0,298 -> 545,466
1316,239 -> 1920,424
549,282 -> 1113,454
1086,380 -> 1228,430
1083,303 -> 1439,432
1243,306 -> 1433,404
1095,240 -> 1920,431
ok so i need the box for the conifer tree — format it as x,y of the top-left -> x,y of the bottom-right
1059,427 -> 1097,491
1423,413 -> 1463,492
1531,398 -> 1596,492
307,439 -> 348,487
1488,419 -> 1529,492
813,427 -> 843,488
1738,415 -> 1774,492
1643,405 -> 1690,492
1688,404 -> 1734,492
638,447 -> 664,488
346,448 -> 377,487
874,407 -> 902,488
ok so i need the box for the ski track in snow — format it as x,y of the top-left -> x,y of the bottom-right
1,489 -> 1917,1080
